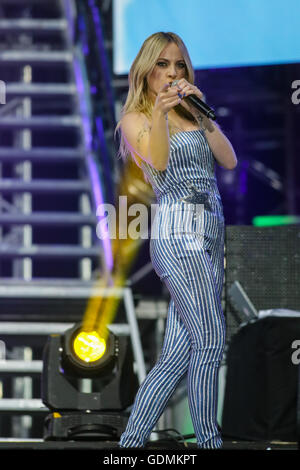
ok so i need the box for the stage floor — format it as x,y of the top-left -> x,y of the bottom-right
0,438 -> 297,450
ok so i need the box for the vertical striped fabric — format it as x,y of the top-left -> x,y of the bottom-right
120,129 -> 226,448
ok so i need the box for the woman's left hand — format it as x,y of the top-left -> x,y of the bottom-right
175,79 -> 204,112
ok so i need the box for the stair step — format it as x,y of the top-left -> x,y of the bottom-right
1,0 -> 53,4
0,212 -> 98,226
6,83 -> 76,97
0,116 -> 81,130
0,399 -> 47,413
0,285 -> 126,299
0,244 -> 101,259
0,50 -> 72,65
0,179 -> 90,193
0,19 -> 67,33
0,279 -> 97,288
0,147 -> 85,162
0,322 -> 130,336
0,361 -> 43,374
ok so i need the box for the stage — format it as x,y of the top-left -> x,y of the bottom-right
0,0 -> 300,460
0,438 -> 297,450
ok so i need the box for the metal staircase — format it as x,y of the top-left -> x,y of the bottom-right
0,0 -> 104,290
0,0 -> 126,438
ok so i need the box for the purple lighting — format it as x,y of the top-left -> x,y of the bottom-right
240,160 -> 249,195
88,155 -> 113,271
73,54 -> 113,272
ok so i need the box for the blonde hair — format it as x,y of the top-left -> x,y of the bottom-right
114,32 -> 199,183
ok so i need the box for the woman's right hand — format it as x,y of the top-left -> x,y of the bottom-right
120,83 -> 181,171
153,82 -> 183,115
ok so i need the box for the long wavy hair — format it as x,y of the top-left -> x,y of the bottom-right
115,32 -> 198,182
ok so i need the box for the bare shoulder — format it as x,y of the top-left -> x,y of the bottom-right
120,112 -> 152,168
121,112 -> 151,136
121,112 -> 151,162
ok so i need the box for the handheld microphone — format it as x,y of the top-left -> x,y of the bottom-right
171,80 -> 216,121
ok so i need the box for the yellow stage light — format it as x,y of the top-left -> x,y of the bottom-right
73,330 -> 106,363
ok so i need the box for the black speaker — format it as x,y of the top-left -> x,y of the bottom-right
225,225 -> 300,343
222,316 -> 300,441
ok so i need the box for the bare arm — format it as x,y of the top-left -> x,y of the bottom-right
175,78 -> 238,171
121,83 -> 182,171
201,116 -> 238,170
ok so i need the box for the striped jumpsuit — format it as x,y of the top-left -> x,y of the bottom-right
120,129 -> 226,449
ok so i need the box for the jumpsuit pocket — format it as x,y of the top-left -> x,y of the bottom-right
167,203 -> 206,254
168,202 -> 198,237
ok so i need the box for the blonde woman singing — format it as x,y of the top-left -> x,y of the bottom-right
115,31 -> 237,449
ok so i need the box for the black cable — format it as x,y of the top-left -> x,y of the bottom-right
153,428 -> 183,439
151,428 -> 195,443
181,433 -> 196,440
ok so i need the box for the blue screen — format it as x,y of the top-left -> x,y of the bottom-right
113,0 -> 300,74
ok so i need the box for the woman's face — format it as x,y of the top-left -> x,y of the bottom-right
146,42 -> 187,102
